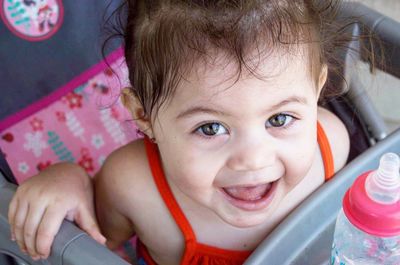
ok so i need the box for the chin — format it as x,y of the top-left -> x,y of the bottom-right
219,211 -> 271,228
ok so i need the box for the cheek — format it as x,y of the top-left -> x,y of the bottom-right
158,143 -> 221,190
280,129 -> 318,186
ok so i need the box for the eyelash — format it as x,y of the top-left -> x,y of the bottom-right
193,113 -> 298,140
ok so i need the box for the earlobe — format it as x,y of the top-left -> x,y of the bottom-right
121,88 -> 154,138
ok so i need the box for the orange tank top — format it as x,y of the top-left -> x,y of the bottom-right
137,121 -> 334,265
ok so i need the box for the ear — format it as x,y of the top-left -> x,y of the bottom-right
121,88 -> 154,139
317,64 -> 328,98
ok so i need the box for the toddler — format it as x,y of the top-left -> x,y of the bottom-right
8,0 -> 352,264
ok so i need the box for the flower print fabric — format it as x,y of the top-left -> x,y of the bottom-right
0,57 -> 141,183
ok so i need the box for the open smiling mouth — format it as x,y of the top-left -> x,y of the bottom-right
221,180 -> 278,211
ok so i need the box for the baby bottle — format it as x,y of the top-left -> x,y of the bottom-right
331,153 -> 400,265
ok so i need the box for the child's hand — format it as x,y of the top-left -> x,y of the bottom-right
8,163 -> 106,260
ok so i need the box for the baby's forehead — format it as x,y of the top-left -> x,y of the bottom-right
167,58 -> 315,114
184,46 -> 314,93
151,44 -> 320,117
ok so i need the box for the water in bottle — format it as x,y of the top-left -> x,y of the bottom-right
331,153 -> 400,265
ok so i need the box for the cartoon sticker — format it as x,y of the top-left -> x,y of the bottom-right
0,0 -> 64,41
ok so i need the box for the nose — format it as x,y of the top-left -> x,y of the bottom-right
226,136 -> 276,172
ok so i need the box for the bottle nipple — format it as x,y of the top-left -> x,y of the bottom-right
365,153 -> 400,204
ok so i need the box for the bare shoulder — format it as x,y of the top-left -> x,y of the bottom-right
94,138 -> 155,248
317,107 -> 350,172
96,138 -> 151,214
95,139 -> 180,254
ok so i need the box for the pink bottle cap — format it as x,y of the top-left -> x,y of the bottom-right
343,171 -> 400,237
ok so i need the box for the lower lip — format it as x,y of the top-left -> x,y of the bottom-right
220,181 -> 278,211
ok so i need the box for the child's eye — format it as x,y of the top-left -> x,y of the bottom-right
266,113 -> 294,128
196,122 -> 228,137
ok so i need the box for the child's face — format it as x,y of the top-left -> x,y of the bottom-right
149,49 -> 323,228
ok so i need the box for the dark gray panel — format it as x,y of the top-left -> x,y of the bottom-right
0,0 -> 124,120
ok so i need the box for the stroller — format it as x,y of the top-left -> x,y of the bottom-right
0,1 -> 399,264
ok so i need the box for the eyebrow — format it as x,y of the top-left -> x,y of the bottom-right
176,106 -> 229,120
176,96 -> 308,120
269,96 -> 308,110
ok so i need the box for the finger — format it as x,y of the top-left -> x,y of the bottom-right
24,204 -> 46,259
13,201 -> 29,253
76,208 -> 106,245
36,207 -> 68,259
8,197 -> 18,241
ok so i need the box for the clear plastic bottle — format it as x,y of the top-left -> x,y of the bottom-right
331,153 -> 400,265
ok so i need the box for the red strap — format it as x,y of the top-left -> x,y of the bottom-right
317,121 -> 335,181
144,137 -> 197,263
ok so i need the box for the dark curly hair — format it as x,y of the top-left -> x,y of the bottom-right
103,0 -> 377,118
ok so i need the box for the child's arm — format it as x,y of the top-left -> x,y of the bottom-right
8,162 -> 106,260
93,147 -> 137,250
